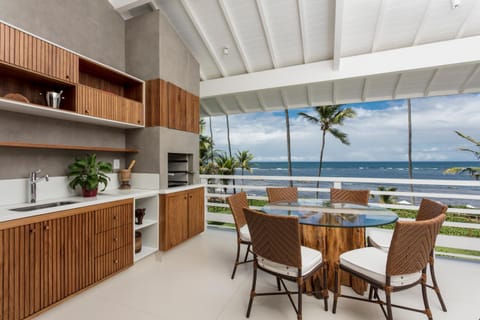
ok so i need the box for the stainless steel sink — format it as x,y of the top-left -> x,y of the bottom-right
10,201 -> 79,212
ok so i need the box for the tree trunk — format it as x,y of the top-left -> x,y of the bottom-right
407,99 -> 415,204
285,109 -> 293,187
317,130 -> 327,198
226,114 -> 232,158
209,117 -> 214,165
226,114 -> 236,193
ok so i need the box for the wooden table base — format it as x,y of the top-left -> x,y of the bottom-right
301,225 -> 367,295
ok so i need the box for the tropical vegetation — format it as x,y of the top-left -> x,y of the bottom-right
444,131 -> 480,180
199,119 -> 255,193
299,105 -> 356,197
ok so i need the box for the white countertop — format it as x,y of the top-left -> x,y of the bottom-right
0,184 -> 205,223
0,188 -> 158,223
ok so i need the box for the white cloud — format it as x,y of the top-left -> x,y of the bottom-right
203,93 -> 480,162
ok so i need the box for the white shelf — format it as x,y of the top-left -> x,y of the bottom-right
134,245 -> 157,262
0,97 -> 143,129
134,219 -> 157,231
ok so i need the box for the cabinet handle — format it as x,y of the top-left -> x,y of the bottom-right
114,259 -> 119,264
44,225 -> 50,231
113,215 -> 117,220
30,228 -> 35,234
184,196 -> 187,200
66,74 -> 70,79
113,237 -> 118,242
85,109 -> 89,114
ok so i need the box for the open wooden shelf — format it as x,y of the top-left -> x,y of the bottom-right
0,141 -> 138,153
0,97 -> 144,129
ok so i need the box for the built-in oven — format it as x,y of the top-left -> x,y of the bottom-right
167,153 -> 193,188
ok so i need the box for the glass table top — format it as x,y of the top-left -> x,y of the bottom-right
262,199 -> 398,228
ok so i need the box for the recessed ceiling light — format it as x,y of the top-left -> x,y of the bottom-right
451,0 -> 461,9
223,47 -> 229,56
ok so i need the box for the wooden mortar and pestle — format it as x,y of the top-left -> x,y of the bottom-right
119,160 -> 136,189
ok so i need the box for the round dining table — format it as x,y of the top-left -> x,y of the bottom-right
262,199 -> 398,295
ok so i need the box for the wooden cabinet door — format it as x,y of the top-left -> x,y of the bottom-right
188,188 -> 205,237
167,82 -> 180,130
62,212 -> 95,297
0,222 -> 42,320
162,192 -> 188,250
185,93 -> 200,133
0,22 -> 78,82
0,22 -> 15,65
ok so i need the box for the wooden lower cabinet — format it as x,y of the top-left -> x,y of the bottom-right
160,187 -> 205,250
0,199 -> 133,320
94,200 -> 133,282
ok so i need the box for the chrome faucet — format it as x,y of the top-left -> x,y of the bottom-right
29,169 -> 49,203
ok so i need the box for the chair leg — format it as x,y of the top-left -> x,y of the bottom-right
368,285 -> 374,301
231,241 -> 241,279
422,273 -> 433,320
429,259 -> 447,312
297,280 -> 303,320
385,288 -> 393,320
332,264 -> 340,314
322,263 -> 328,311
246,263 -> 258,318
276,277 -> 281,291
244,243 -> 251,262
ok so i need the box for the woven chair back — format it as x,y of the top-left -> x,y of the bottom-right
243,208 -> 302,268
416,198 -> 448,221
386,214 -> 446,276
330,188 -> 370,205
266,187 -> 298,203
227,192 -> 249,232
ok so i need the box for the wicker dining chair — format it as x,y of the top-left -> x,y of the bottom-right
333,213 -> 446,320
266,187 -> 298,202
226,192 -> 253,279
330,188 -> 370,205
243,208 -> 328,319
367,198 -> 448,311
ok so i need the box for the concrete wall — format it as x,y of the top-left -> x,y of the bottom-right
125,11 -> 160,82
158,11 -> 200,95
126,10 -> 200,95
0,0 -> 126,70
0,111 -> 126,179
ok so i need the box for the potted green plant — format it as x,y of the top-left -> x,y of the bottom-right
67,154 -> 112,197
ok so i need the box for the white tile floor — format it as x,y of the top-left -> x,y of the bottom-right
37,228 -> 479,320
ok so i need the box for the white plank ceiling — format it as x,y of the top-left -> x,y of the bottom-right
152,0 -> 480,116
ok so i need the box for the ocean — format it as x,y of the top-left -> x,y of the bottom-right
232,161 -> 480,207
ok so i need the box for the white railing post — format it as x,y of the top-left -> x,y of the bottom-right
333,181 -> 342,189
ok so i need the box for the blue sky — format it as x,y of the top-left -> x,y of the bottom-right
203,93 -> 480,162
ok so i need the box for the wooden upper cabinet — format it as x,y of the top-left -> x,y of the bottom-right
146,79 -> 199,133
146,79 -> 168,127
0,22 -> 78,82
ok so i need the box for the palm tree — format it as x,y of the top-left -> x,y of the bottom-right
444,131 -> 480,180
215,152 -> 238,194
285,109 -> 293,187
407,99 -> 415,204
375,186 -> 398,204
299,105 -> 356,197
236,150 -> 254,176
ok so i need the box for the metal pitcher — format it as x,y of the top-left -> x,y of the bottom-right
46,90 -> 63,109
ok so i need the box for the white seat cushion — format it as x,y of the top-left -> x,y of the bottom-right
239,224 -> 251,242
258,246 -> 322,277
367,229 -> 392,252
340,247 -> 421,287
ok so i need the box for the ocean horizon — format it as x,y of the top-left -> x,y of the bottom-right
231,161 -> 479,206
